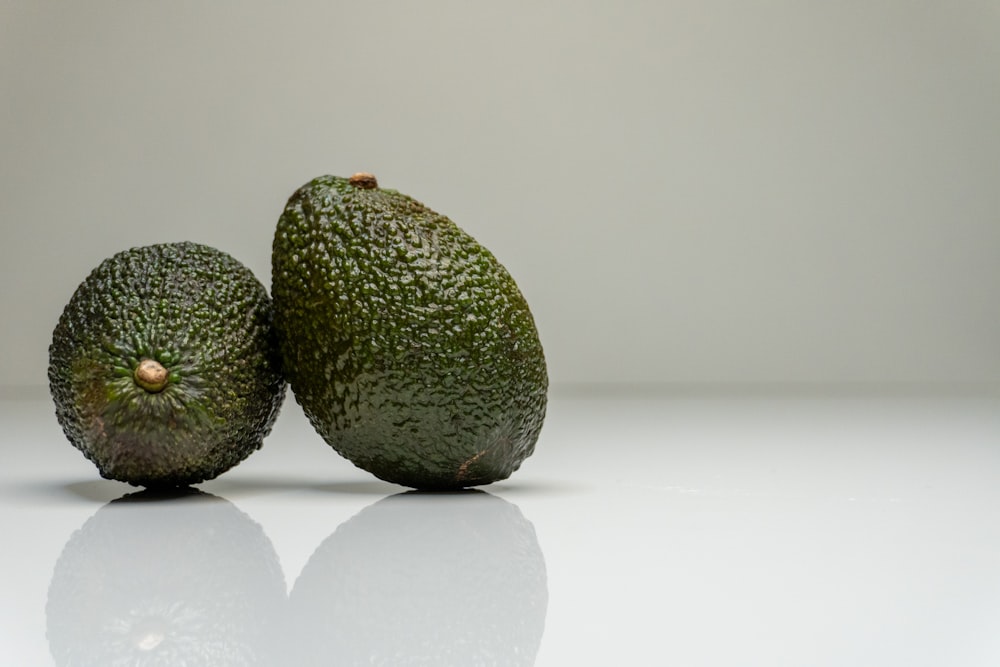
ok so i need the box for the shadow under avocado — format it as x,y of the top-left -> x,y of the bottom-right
285,489 -> 548,666
202,476 -> 399,497
59,475 -> 399,503
46,489 -> 286,666
60,479 -> 136,503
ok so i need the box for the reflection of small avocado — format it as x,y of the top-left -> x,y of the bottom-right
285,490 -> 548,665
46,489 -> 286,666
48,242 -> 286,487
272,174 -> 548,489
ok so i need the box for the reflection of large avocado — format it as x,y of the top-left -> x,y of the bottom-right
46,489 -> 286,666
285,490 -> 548,666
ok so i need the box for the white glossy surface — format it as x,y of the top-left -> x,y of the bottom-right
3,389 -> 1000,665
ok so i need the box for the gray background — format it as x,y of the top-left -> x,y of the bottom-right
3,1 -> 999,391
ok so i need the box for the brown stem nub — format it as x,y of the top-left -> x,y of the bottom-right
348,172 -> 378,189
134,359 -> 169,393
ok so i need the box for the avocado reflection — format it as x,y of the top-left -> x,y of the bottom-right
46,488 -> 286,667
286,490 -> 548,666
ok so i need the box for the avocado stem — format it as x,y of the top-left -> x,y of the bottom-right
134,359 -> 169,393
349,172 -> 378,189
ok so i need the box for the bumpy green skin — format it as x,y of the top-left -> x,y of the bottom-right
272,175 -> 547,489
48,242 -> 286,487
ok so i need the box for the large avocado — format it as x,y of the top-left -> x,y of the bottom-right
48,242 -> 286,487
271,173 -> 547,489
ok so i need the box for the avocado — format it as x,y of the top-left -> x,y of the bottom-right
48,242 -> 286,487
272,173 -> 547,489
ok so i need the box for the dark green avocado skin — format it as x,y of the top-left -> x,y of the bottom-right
272,175 -> 547,489
48,242 -> 286,487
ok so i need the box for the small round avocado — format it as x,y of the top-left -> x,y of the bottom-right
48,242 -> 286,487
272,174 -> 548,489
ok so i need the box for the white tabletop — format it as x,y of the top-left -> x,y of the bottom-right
3,387 -> 999,666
